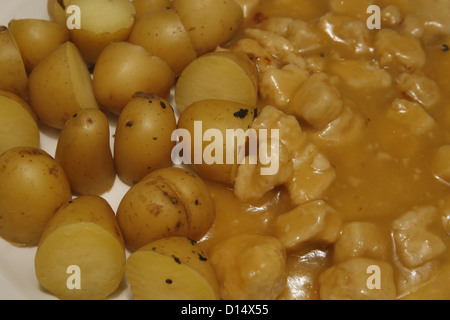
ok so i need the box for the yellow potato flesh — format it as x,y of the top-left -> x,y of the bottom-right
175,52 -> 258,113
0,96 -> 40,155
127,250 -> 218,300
70,0 -> 135,34
67,0 -> 136,64
126,237 -> 219,300
67,43 -> 99,112
35,222 -> 125,300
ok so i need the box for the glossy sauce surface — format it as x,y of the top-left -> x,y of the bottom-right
199,0 -> 450,300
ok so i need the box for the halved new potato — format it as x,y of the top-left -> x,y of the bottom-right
28,41 -> 98,129
0,26 -> 28,99
8,18 -> 70,72
172,0 -> 243,56
93,42 -> 175,115
35,195 -> 126,300
175,51 -> 258,113
176,99 -> 257,185
66,0 -> 136,65
126,237 -> 220,300
128,7 -> 197,76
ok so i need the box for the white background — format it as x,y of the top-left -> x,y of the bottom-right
0,0 -> 137,300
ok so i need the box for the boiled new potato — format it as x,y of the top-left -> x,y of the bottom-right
8,19 -> 70,71
175,51 -> 258,112
93,42 -> 175,115
35,195 -> 126,300
114,93 -> 177,186
48,0 -> 71,25
0,26 -> 28,99
28,41 -> 98,130
171,0 -> 243,56
176,99 -> 257,185
0,147 -> 72,246
126,236 -> 220,300
128,7 -> 197,76
66,0 -> 136,65
132,0 -> 172,20
117,167 -> 215,252
0,91 -> 40,155
55,108 -> 116,195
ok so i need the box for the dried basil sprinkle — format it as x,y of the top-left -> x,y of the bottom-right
126,121 -> 134,127
234,108 -> 249,119
443,44 -> 449,52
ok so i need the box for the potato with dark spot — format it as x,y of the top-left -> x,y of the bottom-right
126,236 -> 220,300
117,167 -> 215,252
55,108 -> 116,195
177,99 -> 257,185
0,147 -> 72,246
114,93 -> 177,186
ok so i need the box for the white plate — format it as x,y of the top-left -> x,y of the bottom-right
0,0 -> 136,300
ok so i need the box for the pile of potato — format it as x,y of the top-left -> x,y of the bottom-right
0,0 -> 257,300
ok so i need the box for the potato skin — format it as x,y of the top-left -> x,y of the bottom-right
35,195 -> 126,300
114,93 -> 176,186
132,0 -> 172,20
0,91 -> 40,155
8,18 -> 70,71
93,42 -> 175,115
129,7 -> 197,76
172,0 -> 243,55
0,27 -> 28,99
55,108 -> 116,195
28,41 -> 99,129
0,147 -> 72,246
177,99 -> 257,185
47,0 -> 71,25
117,167 -> 215,252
